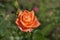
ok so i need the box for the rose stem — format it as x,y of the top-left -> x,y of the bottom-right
30,32 -> 33,40
22,32 -> 27,40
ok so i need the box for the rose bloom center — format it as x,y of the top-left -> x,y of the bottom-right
23,15 -> 31,22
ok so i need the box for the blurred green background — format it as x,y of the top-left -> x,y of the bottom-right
0,0 -> 60,40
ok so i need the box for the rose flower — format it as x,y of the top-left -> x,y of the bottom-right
15,10 -> 40,32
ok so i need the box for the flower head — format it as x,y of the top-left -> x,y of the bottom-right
16,10 -> 40,32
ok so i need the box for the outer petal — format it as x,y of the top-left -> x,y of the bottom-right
15,18 -> 25,29
24,10 -> 30,14
15,18 -> 20,26
19,27 -> 33,32
32,16 -> 40,28
30,10 -> 34,21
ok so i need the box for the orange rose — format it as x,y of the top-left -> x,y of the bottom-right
16,10 -> 40,32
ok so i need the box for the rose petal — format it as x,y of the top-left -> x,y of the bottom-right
32,16 -> 40,28
19,26 -> 33,32
15,18 -> 20,26
16,18 -> 26,29
24,10 -> 30,14
31,10 -> 34,21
